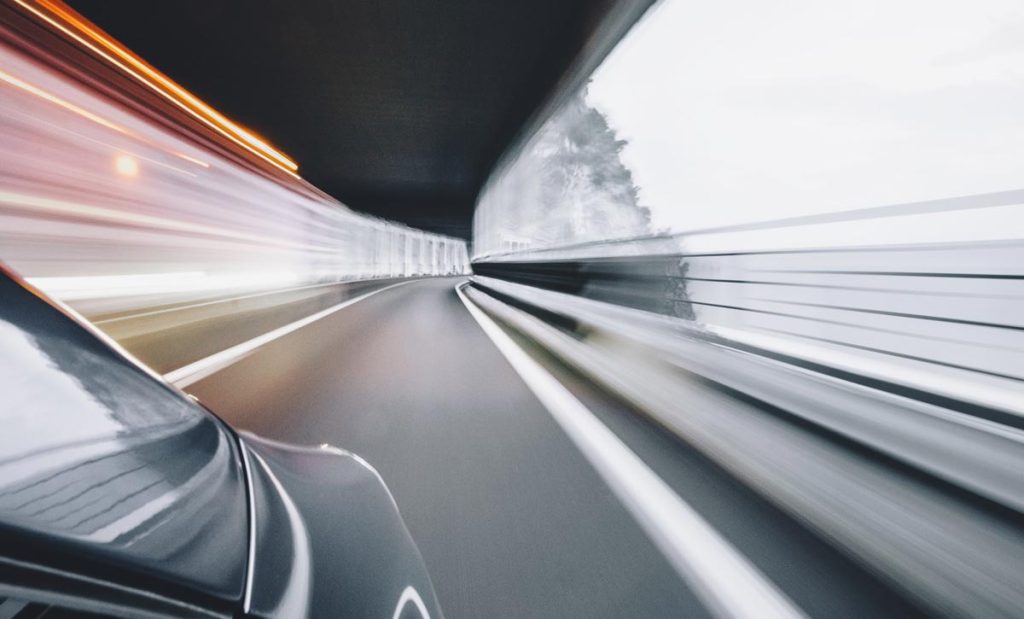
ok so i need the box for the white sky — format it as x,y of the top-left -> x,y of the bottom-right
586,0 -> 1024,234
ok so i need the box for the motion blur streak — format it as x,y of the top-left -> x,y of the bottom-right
5,0 -> 1024,617
0,67 -> 127,133
12,0 -> 299,174
0,7 -> 469,325
457,283 -> 805,619
460,0 -> 1024,612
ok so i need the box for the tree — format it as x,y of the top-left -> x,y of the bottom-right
500,86 -> 652,248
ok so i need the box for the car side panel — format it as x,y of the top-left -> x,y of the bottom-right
242,434 -> 442,619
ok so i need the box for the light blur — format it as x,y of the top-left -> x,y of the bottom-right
0,23 -> 468,320
2,1 -> 1024,618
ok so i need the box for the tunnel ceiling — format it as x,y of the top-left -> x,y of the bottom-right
66,0 -> 643,238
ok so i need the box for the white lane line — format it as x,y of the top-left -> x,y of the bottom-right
164,281 -> 412,387
455,283 -> 805,619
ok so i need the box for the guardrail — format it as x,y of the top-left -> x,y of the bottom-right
463,276 -> 1024,618
473,237 -> 1024,417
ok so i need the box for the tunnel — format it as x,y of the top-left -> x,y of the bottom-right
1,1 -> 1023,618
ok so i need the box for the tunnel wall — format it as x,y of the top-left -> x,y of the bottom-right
0,11 -> 469,319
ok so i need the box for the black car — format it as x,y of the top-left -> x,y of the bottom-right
0,265 -> 442,618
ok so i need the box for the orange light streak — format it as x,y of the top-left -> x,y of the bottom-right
171,151 -> 211,168
13,0 -> 300,177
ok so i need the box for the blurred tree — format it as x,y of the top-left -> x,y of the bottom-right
505,86 -> 652,248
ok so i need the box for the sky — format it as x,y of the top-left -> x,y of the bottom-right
586,0 -> 1024,238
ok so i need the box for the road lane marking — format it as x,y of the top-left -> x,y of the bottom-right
456,283 -> 806,619
164,281 -> 412,387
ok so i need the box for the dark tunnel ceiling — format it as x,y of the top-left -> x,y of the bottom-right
67,1 -> 649,238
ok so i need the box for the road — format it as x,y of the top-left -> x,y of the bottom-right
183,278 -> 923,618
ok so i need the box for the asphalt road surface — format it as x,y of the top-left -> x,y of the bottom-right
185,277 -> 923,619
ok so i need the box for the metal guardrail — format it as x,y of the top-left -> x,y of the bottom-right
472,237 -> 1024,416
465,275 -> 1024,618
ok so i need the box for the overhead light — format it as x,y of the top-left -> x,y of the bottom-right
113,153 -> 139,177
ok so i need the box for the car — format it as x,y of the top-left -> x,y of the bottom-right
0,264 -> 441,618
